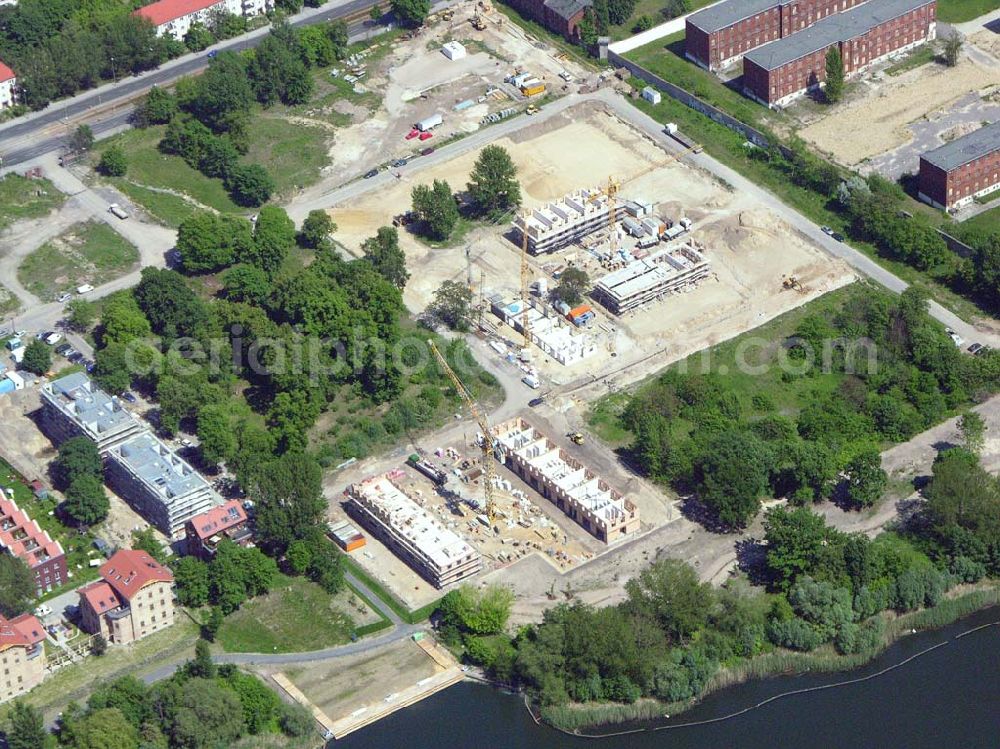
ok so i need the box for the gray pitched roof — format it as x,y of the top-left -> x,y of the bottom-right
744,0 -> 933,71
688,0 -> 781,34
543,0 -> 590,21
921,122 -> 1000,172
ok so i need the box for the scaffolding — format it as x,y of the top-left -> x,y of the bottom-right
591,239 -> 711,315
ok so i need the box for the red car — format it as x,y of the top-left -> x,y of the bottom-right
405,129 -> 419,140
419,131 -> 433,141
421,147 -> 435,156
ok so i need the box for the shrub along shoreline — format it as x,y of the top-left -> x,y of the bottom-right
538,586 -> 1000,732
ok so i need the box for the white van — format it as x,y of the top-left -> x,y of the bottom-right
521,374 -> 540,390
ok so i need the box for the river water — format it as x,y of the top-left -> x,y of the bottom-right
334,607 -> 1000,749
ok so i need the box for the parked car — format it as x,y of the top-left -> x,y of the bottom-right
821,226 -> 834,236
55,343 -> 72,356
68,351 -> 84,363
945,327 -> 963,347
37,331 -> 51,340
120,391 -> 137,403
364,168 -> 379,178
421,147 -> 435,156
391,158 -> 408,168
56,292 -> 72,303
968,342 -> 983,355
528,396 -> 545,408
107,204 -> 129,220
207,50 -> 218,58
45,332 -> 62,346
62,347 -> 78,359
832,232 -> 846,242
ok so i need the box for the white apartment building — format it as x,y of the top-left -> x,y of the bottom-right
0,60 -> 16,110
135,0 -> 273,41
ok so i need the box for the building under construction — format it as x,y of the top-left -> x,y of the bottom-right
491,418 -> 640,543
513,187 -> 612,254
592,239 -> 710,315
346,474 -> 481,588
490,295 -> 597,365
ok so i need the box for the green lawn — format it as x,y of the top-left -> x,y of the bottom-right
954,203 -> 1000,238
109,178 -> 202,228
937,0 -> 1000,22
0,173 -> 65,231
244,115 -> 332,200
216,574 -> 360,654
885,44 -> 938,76
97,126 -> 243,215
0,284 -> 19,315
17,221 -> 139,301
589,284 -> 859,445
608,0 -> 716,40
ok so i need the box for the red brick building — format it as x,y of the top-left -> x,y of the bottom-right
743,0 -> 936,108
501,0 -> 591,41
184,499 -> 252,559
918,122 -> 1000,211
0,497 -> 66,596
685,0 -> 869,71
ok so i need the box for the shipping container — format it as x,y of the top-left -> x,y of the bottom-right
416,113 -> 443,132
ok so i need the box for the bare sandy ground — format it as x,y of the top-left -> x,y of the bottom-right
798,51 -> 1000,165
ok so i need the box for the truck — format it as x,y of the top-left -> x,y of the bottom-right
406,454 -> 448,485
415,113 -> 443,132
663,123 -> 703,153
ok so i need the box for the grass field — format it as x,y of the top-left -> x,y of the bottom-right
608,0 -> 716,40
937,0 -> 1000,21
885,44 -> 938,76
0,284 -> 19,315
244,115 -> 332,200
17,221 -> 139,301
109,178 -> 201,228
589,283 -> 861,446
955,203 -> 1000,238
0,173 -> 65,231
216,574 -> 363,653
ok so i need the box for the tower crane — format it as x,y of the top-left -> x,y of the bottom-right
519,226 -> 532,355
428,340 -> 498,523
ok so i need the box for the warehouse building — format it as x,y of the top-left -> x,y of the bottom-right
743,0 -> 936,108
918,121 -> 1000,211
513,188 -> 612,254
40,373 -> 145,454
104,433 -> 222,537
491,419 -> 640,543
346,475 -> 481,588
686,0 -> 869,71
592,239 -> 710,314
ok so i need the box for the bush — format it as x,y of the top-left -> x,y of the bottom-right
98,145 -> 128,177
278,702 -> 314,737
766,616 -> 823,651
226,163 -> 275,207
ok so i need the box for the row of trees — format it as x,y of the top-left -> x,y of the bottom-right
618,285 -> 999,528
5,646 -> 314,749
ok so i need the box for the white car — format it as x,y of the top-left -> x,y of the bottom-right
76,284 -> 94,294
945,328 -> 964,347
57,292 -> 72,303
45,332 -> 63,346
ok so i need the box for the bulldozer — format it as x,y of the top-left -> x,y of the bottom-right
569,432 -> 585,446
782,275 -> 806,293
471,14 -> 486,29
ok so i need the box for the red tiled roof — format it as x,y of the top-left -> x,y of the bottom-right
0,613 -> 44,651
134,0 -> 223,26
79,580 -> 123,615
0,497 -> 65,571
0,60 -> 13,83
100,549 -> 173,603
188,500 -> 247,541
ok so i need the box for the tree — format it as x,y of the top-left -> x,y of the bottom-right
55,436 -> 103,488
189,639 -> 216,679
824,46 -> 844,103
299,209 -> 336,249
132,528 -> 167,563
184,23 -> 214,52
844,449 -> 887,508
201,606 -> 223,641
21,338 -> 51,375
0,555 -> 34,617
98,144 -> 128,177
67,298 -> 97,331
70,124 -> 95,153
411,179 -> 459,241
390,0 -> 430,27
93,343 -> 132,395
7,701 -> 46,749
173,556 -> 210,607
608,0 -> 637,25
625,559 -> 712,643
437,584 -> 514,635
763,506 -> 835,589
553,267 -> 590,306
176,212 -> 251,273
278,702 -> 315,737
362,226 -> 409,289
197,404 -> 236,466
697,431 -> 772,528
467,145 -> 521,217
134,267 -> 212,341
64,474 -> 110,526
185,51 -> 253,134
74,708 -> 139,749
100,292 -> 152,346
170,679 -> 246,749
134,86 -> 177,127
429,280 -> 474,331
247,205 -> 296,276
225,671 -> 279,734
226,163 -> 275,207
250,452 -> 325,554
91,633 -> 108,655
633,14 -> 653,32
942,31 -> 963,67
958,412 -> 986,455
369,4 -> 382,23
222,264 -> 272,305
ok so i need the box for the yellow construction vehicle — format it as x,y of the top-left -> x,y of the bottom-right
526,105 -> 539,115
441,9 -> 454,20
471,14 -> 486,29
569,432 -> 585,445
782,275 -> 806,293
428,340 -> 498,523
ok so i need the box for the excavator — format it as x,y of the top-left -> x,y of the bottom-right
428,340 -> 498,524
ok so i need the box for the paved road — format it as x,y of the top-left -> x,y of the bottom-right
0,0 -> 461,168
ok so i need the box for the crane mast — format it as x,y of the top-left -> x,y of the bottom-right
428,340 -> 497,523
